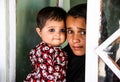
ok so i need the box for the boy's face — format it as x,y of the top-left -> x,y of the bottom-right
36,19 -> 66,47
66,16 -> 86,56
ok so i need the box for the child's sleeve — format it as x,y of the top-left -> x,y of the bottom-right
29,49 -> 36,67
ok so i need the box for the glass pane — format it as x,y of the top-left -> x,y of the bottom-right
98,37 -> 120,82
98,0 -> 120,82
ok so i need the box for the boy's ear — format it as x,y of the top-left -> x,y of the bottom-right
36,27 -> 41,37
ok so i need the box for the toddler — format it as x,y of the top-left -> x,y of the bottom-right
24,6 -> 67,82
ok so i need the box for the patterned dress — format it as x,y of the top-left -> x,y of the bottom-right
24,42 -> 67,82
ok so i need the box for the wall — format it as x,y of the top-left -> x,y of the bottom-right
70,0 -> 87,8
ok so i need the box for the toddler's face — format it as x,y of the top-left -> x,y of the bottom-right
37,19 -> 66,47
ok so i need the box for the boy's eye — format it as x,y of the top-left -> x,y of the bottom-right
80,31 -> 86,35
67,30 -> 73,34
49,29 -> 55,32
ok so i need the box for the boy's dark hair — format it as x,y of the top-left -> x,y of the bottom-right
37,7 -> 66,29
67,3 -> 87,20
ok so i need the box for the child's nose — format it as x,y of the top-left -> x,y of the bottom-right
55,31 -> 60,36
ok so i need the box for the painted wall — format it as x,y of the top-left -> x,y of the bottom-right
70,0 -> 87,8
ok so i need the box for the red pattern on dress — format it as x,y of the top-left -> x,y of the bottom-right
24,42 -> 67,82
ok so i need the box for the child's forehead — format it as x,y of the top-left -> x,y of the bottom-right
44,20 -> 65,28
47,18 -> 64,21
46,18 -> 64,23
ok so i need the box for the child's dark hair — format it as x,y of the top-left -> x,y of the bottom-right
37,7 -> 66,29
67,3 -> 87,20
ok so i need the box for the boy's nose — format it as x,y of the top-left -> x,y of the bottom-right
73,34 -> 80,43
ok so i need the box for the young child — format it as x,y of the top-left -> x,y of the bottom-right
24,7 -> 67,82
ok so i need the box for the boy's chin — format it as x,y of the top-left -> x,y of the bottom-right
73,51 -> 85,56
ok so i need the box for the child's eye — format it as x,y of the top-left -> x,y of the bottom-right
49,29 -> 55,32
61,29 -> 65,32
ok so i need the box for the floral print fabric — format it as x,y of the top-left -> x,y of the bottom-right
24,42 -> 67,82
